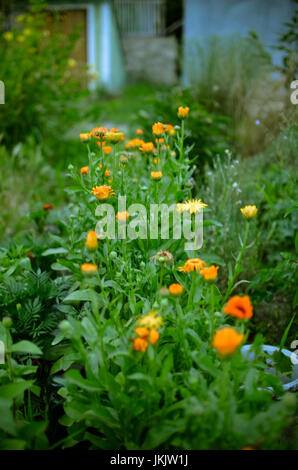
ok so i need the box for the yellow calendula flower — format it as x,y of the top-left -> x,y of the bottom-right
137,310 -> 163,330
80,263 -> 98,274
80,133 -> 90,143
240,205 -> 258,219
3,31 -> 13,41
212,328 -> 245,356
105,131 -> 125,143
116,211 -> 129,222
91,185 -> 115,201
178,106 -> 190,118
85,230 -> 98,250
178,258 -> 206,273
176,199 -> 208,214
17,15 -> 25,23
152,122 -> 164,136
151,170 -> 162,181
68,58 -> 77,68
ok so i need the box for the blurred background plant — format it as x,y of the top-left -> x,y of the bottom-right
275,0 -> 298,90
0,0 -> 91,148
185,32 -> 288,156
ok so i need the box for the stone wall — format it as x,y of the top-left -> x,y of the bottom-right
121,36 -> 178,85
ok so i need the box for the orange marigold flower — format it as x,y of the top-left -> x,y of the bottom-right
136,128 -> 143,135
90,127 -> 107,139
149,328 -> 159,345
223,295 -> 253,319
116,210 -> 129,222
242,446 -> 254,450
103,145 -> 112,155
155,137 -> 164,144
85,230 -> 98,250
135,327 -> 149,338
91,185 -> 115,201
80,133 -> 90,142
80,166 -> 89,175
212,327 -> 245,356
152,122 -> 164,136
151,171 -> 162,181
169,283 -> 184,296
139,142 -> 154,152
200,265 -> 219,281
133,337 -> 148,352
125,138 -> 144,149
43,203 -> 53,211
178,258 -> 206,273
96,140 -> 106,147
98,164 -> 111,178
178,106 -> 190,118
80,263 -> 98,274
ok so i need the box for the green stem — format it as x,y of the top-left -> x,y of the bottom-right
223,220 -> 250,304
187,272 -> 196,309
210,283 -> 215,338
159,263 -> 164,290
5,328 -> 16,419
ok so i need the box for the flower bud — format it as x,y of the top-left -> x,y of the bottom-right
2,316 -> 12,328
110,251 -> 117,259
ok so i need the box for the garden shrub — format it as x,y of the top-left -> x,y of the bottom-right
0,1 -> 91,147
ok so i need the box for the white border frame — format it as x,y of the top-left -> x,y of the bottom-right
47,3 -> 97,89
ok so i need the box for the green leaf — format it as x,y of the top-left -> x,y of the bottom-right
0,397 -> 16,435
279,313 -> 296,350
11,341 -> 42,355
63,288 -> 96,304
128,373 -> 153,385
0,439 -> 26,450
0,381 -> 34,399
197,355 -> 219,378
64,369 -> 102,392
42,247 -> 68,256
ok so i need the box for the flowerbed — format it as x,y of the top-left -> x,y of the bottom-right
0,107 -> 296,450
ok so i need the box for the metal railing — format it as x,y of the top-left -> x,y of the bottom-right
113,0 -> 166,36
